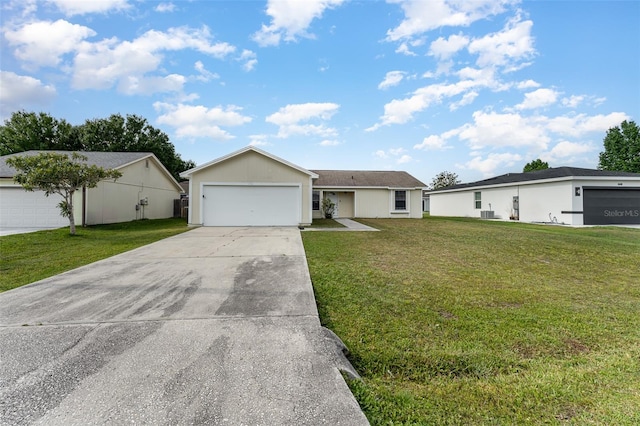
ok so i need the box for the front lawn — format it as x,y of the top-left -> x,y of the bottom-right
0,218 -> 190,292
302,217 -> 640,424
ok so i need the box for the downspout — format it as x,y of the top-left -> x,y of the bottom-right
82,185 -> 87,227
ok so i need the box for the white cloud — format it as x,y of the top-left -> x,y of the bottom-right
46,0 -> 130,16
459,152 -> 522,176
516,79 -> 540,89
266,102 -> 339,138
194,61 -> 219,82
320,139 -> 340,146
3,19 -> 96,68
374,150 -> 389,159
252,0 -> 345,47
249,134 -> 271,146
154,102 -> 252,140
414,135 -> 448,151
397,154 -> 413,164
378,71 -> 406,90
428,33 -> 469,60
458,111 -> 551,150
238,49 -> 258,72
515,88 -> 559,110
72,26 -> 235,92
395,42 -> 417,56
155,3 -> 176,13
450,91 -> 478,111
467,16 -> 536,71
0,71 -> 56,119
561,95 -> 585,108
541,141 -> 595,163
546,112 -> 629,137
386,0 -> 515,41
118,74 -> 186,95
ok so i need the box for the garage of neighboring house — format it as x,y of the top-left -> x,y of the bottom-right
180,146 -> 317,227
0,186 -> 68,228
583,187 -> 640,225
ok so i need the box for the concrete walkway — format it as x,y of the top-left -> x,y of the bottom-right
303,218 -> 379,232
0,227 -> 369,425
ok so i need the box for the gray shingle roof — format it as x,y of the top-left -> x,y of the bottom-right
311,170 -> 426,188
430,167 -> 640,192
0,151 -> 152,178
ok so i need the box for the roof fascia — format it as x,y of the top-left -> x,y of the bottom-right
180,146 -> 318,178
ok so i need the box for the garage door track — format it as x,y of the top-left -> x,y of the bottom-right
0,227 -> 368,425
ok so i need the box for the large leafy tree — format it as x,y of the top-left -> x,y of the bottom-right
0,111 -> 82,155
430,171 -> 460,189
523,159 -> 549,172
1,111 -> 195,180
6,152 -> 122,235
598,120 -> 640,173
79,114 -> 195,180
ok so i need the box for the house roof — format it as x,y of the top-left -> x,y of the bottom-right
429,167 -> 640,193
311,170 -> 426,188
0,150 -> 182,191
180,146 -> 319,178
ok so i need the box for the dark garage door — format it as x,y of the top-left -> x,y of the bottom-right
583,187 -> 640,225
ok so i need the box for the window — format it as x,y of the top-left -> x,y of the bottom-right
474,191 -> 481,209
312,191 -> 320,210
394,190 -> 407,211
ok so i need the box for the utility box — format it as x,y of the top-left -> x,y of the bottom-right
480,210 -> 495,219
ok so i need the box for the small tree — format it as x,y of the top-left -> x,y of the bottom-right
430,171 -> 460,189
598,120 -> 640,173
321,197 -> 336,219
523,159 -> 549,172
6,152 -> 122,235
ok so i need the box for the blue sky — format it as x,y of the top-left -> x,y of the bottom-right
1,0 -> 638,185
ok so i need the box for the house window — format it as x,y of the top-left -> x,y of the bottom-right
394,190 -> 407,211
474,191 -> 481,209
312,191 -> 320,210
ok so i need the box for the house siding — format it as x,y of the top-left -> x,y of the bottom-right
188,150 -> 313,226
82,157 -> 181,225
314,188 -> 423,219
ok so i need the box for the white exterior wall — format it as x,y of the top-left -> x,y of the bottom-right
430,175 -> 640,226
187,150 -> 313,226
313,188 -> 422,219
83,157 -> 181,225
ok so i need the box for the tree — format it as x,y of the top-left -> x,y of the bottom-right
430,171 -> 460,189
6,152 -> 122,235
79,114 -> 195,180
0,111 -> 82,155
523,159 -> 549,172
598,120 -> 640,173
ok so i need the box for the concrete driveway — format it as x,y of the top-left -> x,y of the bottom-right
0,227 -> 368,425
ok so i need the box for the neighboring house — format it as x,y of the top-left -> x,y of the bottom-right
422,190 -> 430,213
0,151 -> 183,228
428,167 -> 640,226
179,146 -> 426,227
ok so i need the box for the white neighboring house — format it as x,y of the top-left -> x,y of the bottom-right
0,151 -> 183,229
179,146 -> 426,227
428,167 -> 640,226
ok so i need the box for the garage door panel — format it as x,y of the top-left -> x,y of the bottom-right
0,188 -> 68,227
583,188 -> 640,225
203,185 -> 300,226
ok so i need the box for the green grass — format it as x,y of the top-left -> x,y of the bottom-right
307,218 -> 346,228
0,218 -> 190,292
302,217 -> 640,425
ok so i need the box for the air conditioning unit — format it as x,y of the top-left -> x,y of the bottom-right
481,210 -> 495,219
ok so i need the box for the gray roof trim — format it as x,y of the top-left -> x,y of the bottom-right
311,169 -> 426,188
180,146 -> 319,179
429,167 -> 640,193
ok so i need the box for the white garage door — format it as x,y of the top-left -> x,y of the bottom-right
202,185 -> 300,226
0,187 -> 68,228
